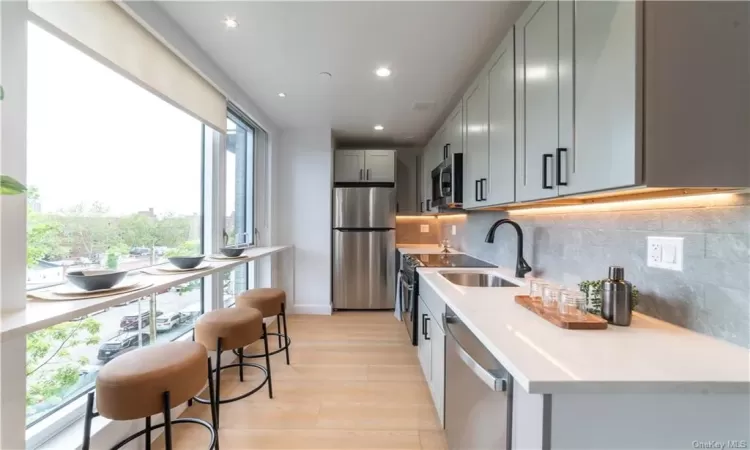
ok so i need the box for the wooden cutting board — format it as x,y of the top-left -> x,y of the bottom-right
515,295 -> 608,330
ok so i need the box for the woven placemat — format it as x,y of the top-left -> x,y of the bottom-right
140,264 -> 214,275
28,282 -> 155,301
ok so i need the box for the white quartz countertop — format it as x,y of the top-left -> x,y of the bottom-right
417,266 -> 750,394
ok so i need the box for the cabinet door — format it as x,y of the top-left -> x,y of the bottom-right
449,101 -> 463,156
364,150 -> 395,183
334,150 -> 366,182
396,152 -> 418,213
417,297 -> 432,382
486,31 -> 516,206
429,312 -> 446,426
464,77 -> 490,209
515,1 -> 561,202
560,0 -> 638,195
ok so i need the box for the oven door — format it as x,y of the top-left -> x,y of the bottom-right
440,164 -> 453,200
400,271 -> 417,346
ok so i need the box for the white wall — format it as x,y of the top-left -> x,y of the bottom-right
274,128 -> 333,314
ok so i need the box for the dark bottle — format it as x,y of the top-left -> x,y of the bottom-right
601,266 -> 633,326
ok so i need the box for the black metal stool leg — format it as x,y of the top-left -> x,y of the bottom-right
145,416 -> 152,450
207,357 -> 220,449
215,337 -> 223,428
163,391 -> 172,450
239,346 -> 244,382
262,323 -> 273,399
282,303 -> 290,365
82,392 -> 94,450
277,314 -> 283,348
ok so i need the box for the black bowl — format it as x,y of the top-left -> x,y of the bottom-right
67,270 -> 129,291
168,256 -> 205,269
220,247 -> 245,257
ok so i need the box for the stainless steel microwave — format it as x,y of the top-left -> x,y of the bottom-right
431,152 -> 463,209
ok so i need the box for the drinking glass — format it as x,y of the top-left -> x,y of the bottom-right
541,285 -> 560,313
559,290 -> 587,318
529,280 -> 547,302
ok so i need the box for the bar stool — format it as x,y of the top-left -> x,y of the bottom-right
235,288 -> 291,365
82,341 -> 218,450
193,307 -> 272,428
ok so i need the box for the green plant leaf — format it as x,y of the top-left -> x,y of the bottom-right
1,175 -> 26,195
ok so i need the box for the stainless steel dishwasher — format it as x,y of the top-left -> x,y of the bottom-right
444,308 -> 513,450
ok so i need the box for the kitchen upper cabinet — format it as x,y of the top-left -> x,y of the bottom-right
560,1 -> 636,195
486,31 -> 516,206
334,150 -> 366,183
334,150 -> 395,183
445,103 -> 462,159
463,77 -> 489,209
515,1 -> 570,202
396,151 -> 418,214
364,150 -> 396,183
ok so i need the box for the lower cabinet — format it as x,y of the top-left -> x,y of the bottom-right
417,295 -> 446,426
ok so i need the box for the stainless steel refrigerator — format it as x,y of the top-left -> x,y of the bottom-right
332,187 -> 396,310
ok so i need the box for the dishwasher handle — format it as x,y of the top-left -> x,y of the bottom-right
443,314 -> 508,392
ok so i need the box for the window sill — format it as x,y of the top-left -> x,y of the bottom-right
3,246 -> 292,340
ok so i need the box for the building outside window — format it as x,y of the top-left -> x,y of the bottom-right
25,22 -> 206,429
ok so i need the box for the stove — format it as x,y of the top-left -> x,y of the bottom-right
400,252 -> 495,345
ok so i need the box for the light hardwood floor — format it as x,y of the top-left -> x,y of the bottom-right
155,312 -> 448,450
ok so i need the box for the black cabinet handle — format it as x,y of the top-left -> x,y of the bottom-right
426,199 -> 431,211
475,180 -> 480,202
556,148 -> 567,186
424,317 -> 431,340
422,314 -> 428,337
480,178 -> 487,201
542,154 -> 554,189
396,202 -> 399,213
443,145 -> 447,160
420,201 -> 423,213
359,168 -> 363,180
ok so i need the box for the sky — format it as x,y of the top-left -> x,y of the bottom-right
27,22 -> 204,217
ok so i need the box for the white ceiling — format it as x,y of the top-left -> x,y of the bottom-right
158,1 -> 527,146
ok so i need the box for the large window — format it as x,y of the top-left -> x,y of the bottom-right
224,111 -> 256,305
25,23 -> 206,429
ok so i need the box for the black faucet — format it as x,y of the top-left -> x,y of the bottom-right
485,219 -> 532,278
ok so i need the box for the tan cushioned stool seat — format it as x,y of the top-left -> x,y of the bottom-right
96,341 -> 207,421
195,307 -> 263,351
236,288 -> 285,318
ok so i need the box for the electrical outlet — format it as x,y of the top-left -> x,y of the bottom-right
420,224 -> 430,233
451,225 -> 457,236
647,236 -> 684,271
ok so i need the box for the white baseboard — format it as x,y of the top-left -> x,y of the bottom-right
288,304 -> 332,315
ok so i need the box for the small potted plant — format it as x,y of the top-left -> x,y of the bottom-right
579,279 -> 640,315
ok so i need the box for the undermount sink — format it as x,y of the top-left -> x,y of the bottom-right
439,271 -> 520,288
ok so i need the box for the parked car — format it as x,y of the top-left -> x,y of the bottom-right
97,332 -> 150,362
119,311 -> 162,330
129,247 -> 150,256
155,312 -> 186,332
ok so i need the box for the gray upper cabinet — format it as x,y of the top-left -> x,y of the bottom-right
334,150 -> 366,183
445,103 -> 462,159
364,150 -> 396,183
464,77 -> 489,208
515,1 -> 566,202
486,31 -> 516,206
334,150 -> 395,184
560,1 -> 638,196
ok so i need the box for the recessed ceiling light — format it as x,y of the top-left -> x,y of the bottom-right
375,67 -> 392,77
223,17 -> 238,29
374,125 -> 384,131
278,92 -> 286,98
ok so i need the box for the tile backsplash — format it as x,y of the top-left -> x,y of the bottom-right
439,194 -> 750,348
396,217 -> 442,245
